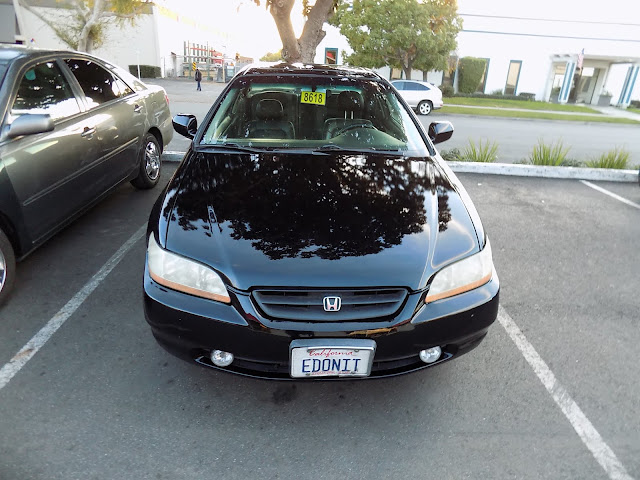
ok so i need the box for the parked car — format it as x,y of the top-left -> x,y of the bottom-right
0,45 -> 173,305
143,63 -> 499,380
392,79 -> 444,115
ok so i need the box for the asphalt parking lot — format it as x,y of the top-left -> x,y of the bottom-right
0,163 -> 638,479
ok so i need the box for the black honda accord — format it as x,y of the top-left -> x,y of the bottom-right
143,64 -> 499,379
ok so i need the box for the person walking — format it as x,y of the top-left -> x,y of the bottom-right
195,67 -> 202,91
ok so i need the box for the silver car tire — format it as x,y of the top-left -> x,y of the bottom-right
417,100 -> 433,115
131,133 -> 162,190
0,228 -> 16,307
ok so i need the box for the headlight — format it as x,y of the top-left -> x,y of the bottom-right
147,235 -> 230,303
425,239 -> 494,303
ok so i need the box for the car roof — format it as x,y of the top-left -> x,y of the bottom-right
0,44 -> 111,64
236,63 -> 382,80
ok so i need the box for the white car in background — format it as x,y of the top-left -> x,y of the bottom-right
391,80 -> 443,115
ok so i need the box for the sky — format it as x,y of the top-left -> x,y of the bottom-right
159,0 -> 304,59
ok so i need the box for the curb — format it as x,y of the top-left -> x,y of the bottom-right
161,153 -> 638,183
448,161 -> 638,182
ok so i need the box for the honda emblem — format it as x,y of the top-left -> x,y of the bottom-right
323,296 -> 342,312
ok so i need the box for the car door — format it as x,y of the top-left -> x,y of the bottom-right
64,58 -> 144,190
0,58 -> 100,243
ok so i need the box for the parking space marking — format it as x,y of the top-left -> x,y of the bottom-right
0,225 -> 146,392
581,180 -> 640,210
498,306 -> 634,480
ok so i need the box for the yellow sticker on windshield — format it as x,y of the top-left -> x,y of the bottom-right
300,91 -> 326,105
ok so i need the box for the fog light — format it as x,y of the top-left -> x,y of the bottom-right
210,350 -> 234,367
419,346 -> 442,364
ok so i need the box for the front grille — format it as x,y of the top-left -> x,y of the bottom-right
252,288 -> 408,322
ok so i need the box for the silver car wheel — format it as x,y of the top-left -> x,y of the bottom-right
145,141 -> 161,181
418,101 -> 432,115
0,249 -> 6,293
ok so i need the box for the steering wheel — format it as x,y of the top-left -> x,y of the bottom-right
335,123 -> 376,136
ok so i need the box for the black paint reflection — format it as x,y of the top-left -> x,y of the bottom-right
167,152 -> 454,260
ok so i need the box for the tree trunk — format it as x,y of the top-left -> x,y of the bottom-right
76,0 -> 104,53
269,0 -> 334,64
268,0 -> 301,63
403,67 -> 412,80
298,0 -> 334,63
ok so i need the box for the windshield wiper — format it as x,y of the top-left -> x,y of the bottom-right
199,143 -> 266,153
313,144 -> 403,155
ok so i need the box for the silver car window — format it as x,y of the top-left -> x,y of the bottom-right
10,61 -> 81,121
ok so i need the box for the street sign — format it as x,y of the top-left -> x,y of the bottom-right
192,62 -> 196,71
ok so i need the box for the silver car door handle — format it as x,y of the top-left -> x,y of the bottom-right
81,126 -> 96,138
134,104 -> 143,113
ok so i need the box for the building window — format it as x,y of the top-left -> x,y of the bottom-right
324,48 -> 338,65
505,60 -> 522,95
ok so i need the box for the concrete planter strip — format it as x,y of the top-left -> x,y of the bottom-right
448,161 -> 638,182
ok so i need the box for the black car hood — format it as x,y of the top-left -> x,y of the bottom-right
162,151 -> 479,291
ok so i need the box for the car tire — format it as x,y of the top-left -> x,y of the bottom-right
0,228 -> 16,307
131,133 -> 162,190
417,100 -> 433,115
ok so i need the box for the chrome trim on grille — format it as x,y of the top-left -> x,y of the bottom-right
252,288 -> 408,322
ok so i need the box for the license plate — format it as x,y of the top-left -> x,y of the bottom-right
290,339 -> 376,378
300,91 -> 326,105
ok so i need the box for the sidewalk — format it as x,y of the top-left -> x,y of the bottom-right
444,102 -> 640,121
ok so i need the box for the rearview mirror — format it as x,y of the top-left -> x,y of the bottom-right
172,114 -> 198,139
428,121 -> 454,145
7,114 -> 54,138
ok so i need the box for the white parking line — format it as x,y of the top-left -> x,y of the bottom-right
0,225 -> 146,391
581,180 -> 640,210
498,306 -> 634,480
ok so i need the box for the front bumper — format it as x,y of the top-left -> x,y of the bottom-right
143,267 -> 499,380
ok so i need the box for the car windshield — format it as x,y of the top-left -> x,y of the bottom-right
201,74 -> 430,155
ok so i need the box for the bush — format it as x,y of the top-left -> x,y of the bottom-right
128,65 -> 161,78
529,140 -> 570,166
458,57 -> 487,94
460,139 -> 498,163
451,92 -> 521,100
439,148 -> 462,161
440,84 -> 454,97
585,148 -> 630,169
630,100 -> 640,108
489,89 -> 503,96
518,92 -> 536,100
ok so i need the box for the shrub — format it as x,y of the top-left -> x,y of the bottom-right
439,148 -> 461,161
460,139 -> 498,163
489,89 -> 503,95
440,84 -> 454,97
451,92 -> 521,100
529,140 -> 570,166
128,65 -> 161,78
585,148 -> 630,169
458,57 -> 487,94
518,92 -> 536,100
560,158 -> 584,167
630,100 -> 640,108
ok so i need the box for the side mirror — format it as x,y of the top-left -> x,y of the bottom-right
7,114 -> 54,138
172,114 -> 198,139
428,121 -> 454,144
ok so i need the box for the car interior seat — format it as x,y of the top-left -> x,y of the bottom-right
244,99 -> 295,139
323,90 -> 373,139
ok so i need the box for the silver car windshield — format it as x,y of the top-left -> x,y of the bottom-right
201,75 -> 429,155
